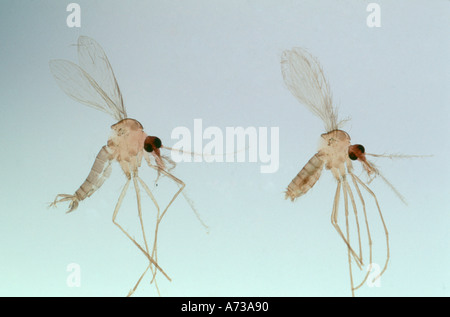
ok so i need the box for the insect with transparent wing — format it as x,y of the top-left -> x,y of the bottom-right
281,48 -> 424,296
49,36 -> 208,296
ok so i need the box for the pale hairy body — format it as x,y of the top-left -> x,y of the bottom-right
49,36 -> 207,296
281,48 -> 397,296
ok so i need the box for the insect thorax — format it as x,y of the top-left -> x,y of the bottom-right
107,118 -> 147,165
319,130 -> 351,172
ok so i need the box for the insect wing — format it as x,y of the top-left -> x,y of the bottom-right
77,36 -> 127,121
49,59 -> 120,119
281,48 -> 338,132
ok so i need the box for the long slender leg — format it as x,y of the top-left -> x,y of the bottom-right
146,165 -> 210,276
342,175 -> 355,297
353,174 -> 389,283
138,152 -> 209,291
126,176 -> 159,297
119,175 -> 164,296
331,179 -> 362,268
140,165 -> 187,285
134,177 -> 151,256
112,178 -> 171,282
343,178 -> 362,262
350,173 -> 373,291
136,175 -> 162,292
181,190 -> 210,232
148,165 -> 186,221
127,263 -> 151,297
138,158 -> 190,286
145,152 -> 209,231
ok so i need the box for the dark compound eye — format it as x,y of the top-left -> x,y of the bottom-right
349,151 -> 358,161
144,136 -> 162,152
144,136 -> 153,152
348,144 -> 365,161
144,143 -> 153,152
153,137 -> 162,149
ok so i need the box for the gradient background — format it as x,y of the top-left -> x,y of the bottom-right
0,0 -> 448,297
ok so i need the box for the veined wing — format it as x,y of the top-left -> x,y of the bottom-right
281,48 -> 338,132
49,59 -> 122,120
49,36 -> 127,121
77,36 -> 126,120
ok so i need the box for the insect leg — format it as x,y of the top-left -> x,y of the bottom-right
112,178 -> 171,284
144,153 -> 209,231
342,175 -> 355,297
331,179 -> 363,268
343,178 -> 363,262
139,156 -> 189,290
352,174 -> 389,284
350,172 -> 373,291
127,265 -> 151,297
142,162 -> 188,286
126,176 -> 159,297
136,175 -> 162,292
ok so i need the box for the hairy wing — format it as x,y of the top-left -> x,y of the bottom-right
77,36 -> 126,121
281,48 -> 338,132
49,59 -> 122,120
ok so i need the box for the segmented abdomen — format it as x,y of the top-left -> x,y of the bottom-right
285,153 -> 324,201
74,145 -> 113,201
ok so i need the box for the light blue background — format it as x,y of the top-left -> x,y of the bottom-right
0,0 -> 448,296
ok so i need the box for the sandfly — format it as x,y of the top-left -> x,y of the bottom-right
281,48 -> 422,296
49,36 -> 208,296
